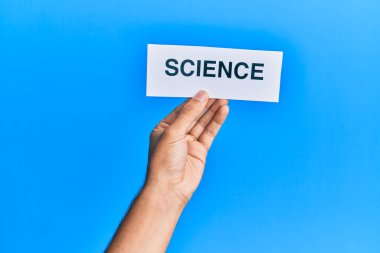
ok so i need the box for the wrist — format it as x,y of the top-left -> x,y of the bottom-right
140,181 -> 188,213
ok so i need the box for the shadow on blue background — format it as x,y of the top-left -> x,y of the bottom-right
1,0 -> 379,252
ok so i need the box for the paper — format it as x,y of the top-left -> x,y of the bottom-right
146,44 -> 283,102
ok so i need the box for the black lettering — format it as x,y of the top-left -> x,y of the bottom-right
180,59 -> 195,77
251,63 -> 264,80
196,60 -> 201,76
165,58 -> 179,76
218,61 -> 232,78
234,62 -> 249,79
203,60 -> 216,77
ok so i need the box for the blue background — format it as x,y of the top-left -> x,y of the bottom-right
1,0 -> 380,252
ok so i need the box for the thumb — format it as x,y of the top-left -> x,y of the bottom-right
170,90 -> 209,135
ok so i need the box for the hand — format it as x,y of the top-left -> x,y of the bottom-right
145,90 -> 229,205
106,91 -> 229,253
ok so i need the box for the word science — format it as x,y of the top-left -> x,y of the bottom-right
165,59 -> 264,80
146,44 -> 283,102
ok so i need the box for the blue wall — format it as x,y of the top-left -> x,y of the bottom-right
1,0 -> 379,252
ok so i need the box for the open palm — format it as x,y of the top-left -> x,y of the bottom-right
147,91 -> 229,203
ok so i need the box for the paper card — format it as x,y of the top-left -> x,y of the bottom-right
146,44 -> 283,102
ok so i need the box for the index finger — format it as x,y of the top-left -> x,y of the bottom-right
159,97 -> 215,127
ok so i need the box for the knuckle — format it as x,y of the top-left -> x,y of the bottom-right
164,126 -> 178,138
182,103 -> 195,115
204,127 -> 216,137
198,119 -> 208,129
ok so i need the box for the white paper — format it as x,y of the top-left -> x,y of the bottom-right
146,44 -> 283,102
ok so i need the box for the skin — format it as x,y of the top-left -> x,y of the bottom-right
106,90 -> 229,253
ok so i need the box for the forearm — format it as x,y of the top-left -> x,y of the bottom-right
106,184 -> 186,253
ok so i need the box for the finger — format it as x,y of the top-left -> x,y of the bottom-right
198,104 -> 229,151
187,98 -> 217,130
158,98 -> 190,127
189,99 -> 228,140
158,98 -> 215,129
170,90 -> 209,135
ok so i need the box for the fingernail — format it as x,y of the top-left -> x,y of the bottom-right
193,90 -> 208,102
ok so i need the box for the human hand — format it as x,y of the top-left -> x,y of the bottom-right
145,90 -> 229,206
106,91 -> 229,253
